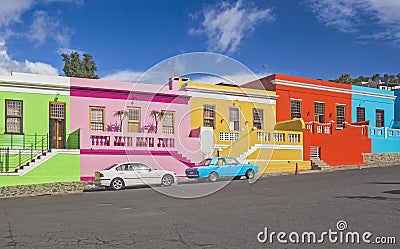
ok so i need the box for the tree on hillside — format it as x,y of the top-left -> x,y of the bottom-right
352,75 -> 370,83
61,52 -> 99,79
335,73 -> 352,84
371,73 -> 380,82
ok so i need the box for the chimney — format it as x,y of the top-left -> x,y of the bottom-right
168,77 -> 189,91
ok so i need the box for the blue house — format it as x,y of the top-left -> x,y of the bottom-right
394,89 -> 400,128
352,85 -> 399,153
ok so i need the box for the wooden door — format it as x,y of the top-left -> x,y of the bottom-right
49,102 -> 66,149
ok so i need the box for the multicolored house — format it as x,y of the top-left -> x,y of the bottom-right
178,78 -> 311,173
0,72 -> 80,187
0,71 -> 398,187
243,74 -> 399,166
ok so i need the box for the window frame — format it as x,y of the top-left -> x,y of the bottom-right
203,104 -> 216,129
252,108 -> 264,130
161,111 -> 175,134
336,104 -> 346,129
5,99 -> 23,134
89,106 -> 105,131
127,107 -> 141,133
356,107 -> 365,122
290,99 -> 302,119
229,106 -> 240,131
314,102 -> 325,123
49,102 -> 66,120
376,109 -> 384,128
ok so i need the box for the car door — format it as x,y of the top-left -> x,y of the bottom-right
225,157 -> 242,176
215,158 -> 231,177
122,163 -> 139,186
134,163 -> 159,185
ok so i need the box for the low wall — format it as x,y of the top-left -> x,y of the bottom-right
363,153 -> 400,164
0,182 -> 85,199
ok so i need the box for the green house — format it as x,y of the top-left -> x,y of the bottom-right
0,72 -> 80,186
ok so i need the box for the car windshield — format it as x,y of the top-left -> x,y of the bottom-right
197,159 -> 211,166
225,158 -> 239,165
104,164 -> 118,170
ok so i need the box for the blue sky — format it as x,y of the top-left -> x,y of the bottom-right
0,0 -> 400,84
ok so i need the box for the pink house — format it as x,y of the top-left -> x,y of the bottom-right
70,77 -> 203,181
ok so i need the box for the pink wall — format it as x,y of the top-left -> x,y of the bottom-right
70,78 -> 203,180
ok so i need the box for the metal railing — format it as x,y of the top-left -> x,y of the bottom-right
0,131 -> 80,173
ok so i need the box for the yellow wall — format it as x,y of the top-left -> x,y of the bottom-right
275,118 -> 305,131
186,82 -> 277,151
184,80 -> 311,173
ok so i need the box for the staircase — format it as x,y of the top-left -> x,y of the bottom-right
237,144 -> 260,163
310,158 -> 330,170
17,150 -> 58,175
170,151 -> 196,168
0,150 -> 57,176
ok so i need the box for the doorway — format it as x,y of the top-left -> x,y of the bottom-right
49,102 -> 66,149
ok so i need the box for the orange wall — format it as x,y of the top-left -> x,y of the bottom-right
271,74 -> 370,166
275,84 -> 352,124
319,126 -> 371,165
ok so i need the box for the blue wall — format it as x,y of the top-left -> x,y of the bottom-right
368,127 -> 400,153
352,86 -> 395,127
395,89 -> 400,124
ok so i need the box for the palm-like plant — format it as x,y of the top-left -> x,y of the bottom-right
113,110 -> 128,132
149,110 -> 165,133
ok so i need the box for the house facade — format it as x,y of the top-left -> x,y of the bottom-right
179,78 -> 311,173
0,72 -> 80,186
70,77 -> 203,181
242,74 -> 372,166
352,85 -> 399,153
243,74 -> 400,166
394,89 -> 400,126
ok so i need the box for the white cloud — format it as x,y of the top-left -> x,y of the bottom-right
57,47 -> 86,55
102,70 -> 146,82
42,0 -> 84,5
304,0 -> 400,46
27,10 -> 73,48
0,0 -> 33,27
189,0 -> 275,54
0,39 -> 59,76
189,72 -> 268,85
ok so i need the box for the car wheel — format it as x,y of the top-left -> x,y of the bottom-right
161,174 -> 174,186
245,169 -> 255,179
208,172 -> 219,182
110,178 -> 124,190
233,176 -> 241,180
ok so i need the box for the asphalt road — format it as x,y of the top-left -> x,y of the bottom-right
1,166 -> 399,248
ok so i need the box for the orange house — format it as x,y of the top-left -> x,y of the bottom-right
243,74 -> 371,166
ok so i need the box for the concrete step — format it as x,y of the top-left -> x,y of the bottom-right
310,159 -> 330,170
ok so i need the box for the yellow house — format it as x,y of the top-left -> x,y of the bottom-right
175,77 -> 311,173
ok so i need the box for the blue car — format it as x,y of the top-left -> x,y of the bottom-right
185,156 -> 259,182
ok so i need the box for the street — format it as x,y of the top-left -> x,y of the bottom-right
1,166 -> 399,248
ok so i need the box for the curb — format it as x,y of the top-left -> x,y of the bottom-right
260,162 -> 400,178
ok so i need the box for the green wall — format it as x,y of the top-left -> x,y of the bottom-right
0,153 -> 80,186
0,90 -> 70,137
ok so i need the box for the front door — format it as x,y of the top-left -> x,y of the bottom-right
49,102 -> 66,149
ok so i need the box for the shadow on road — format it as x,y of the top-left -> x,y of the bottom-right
367,182 -> 400,185
382,189 -> 400,195
336,195 -> 399,201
